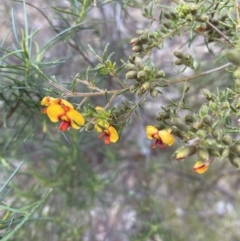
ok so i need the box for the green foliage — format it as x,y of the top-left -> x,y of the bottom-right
1,0 -> 240,240
0,163 -> 51,240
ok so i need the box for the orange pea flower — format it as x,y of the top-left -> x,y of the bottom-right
146,125 -> 174,149
41,96 -> 85,131
94,106 -> 118,144
95,121 -> 118,144
193,161 -> 210,174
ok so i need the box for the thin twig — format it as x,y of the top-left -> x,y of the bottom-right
76,96 -> 88,109
103,93 -> 117,110
206,21 -> 233,46
48,80 -> 125,97
176,80 -> 187,113
167,63 -> 232,84
62,89 -> 121,97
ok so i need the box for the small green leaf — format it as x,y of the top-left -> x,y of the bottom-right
117,88 -> 128,95
102,43 -> 109,62
184,86 -> 190,92
104,90 -> 109,101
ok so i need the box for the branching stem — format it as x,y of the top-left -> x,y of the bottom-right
206,21 -> 233,46
48,80 -> 126,97
167,63 -> 232,84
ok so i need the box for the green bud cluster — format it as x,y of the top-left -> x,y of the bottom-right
130,29 -> 157,54
173,51 -> 194,69
125,55 -> 166,98
176,3 -> 198,19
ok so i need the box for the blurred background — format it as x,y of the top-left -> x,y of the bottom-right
0,0 -> 240,241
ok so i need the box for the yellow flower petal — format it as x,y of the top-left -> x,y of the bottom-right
108,126 -> 119,143
158,129 -> 174,146
193,161 -> 210,174
41,96 -> 56,106
175,146 -> 196,160
59,99 -> 74,109
67,109 -> 85,129
146,126 -> 158,139
95,120 -> 109,132
95,106 -> 104,111
46,104 -> 65,122
41,96 -> 74,109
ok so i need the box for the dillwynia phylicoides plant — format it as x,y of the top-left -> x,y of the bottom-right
40,0 -> 240,175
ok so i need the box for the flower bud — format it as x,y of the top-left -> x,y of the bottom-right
136,88 -> 144,96
150,42 -> 159,48
189,4 -> 198,15
174,59 -> 184,65
141,81 -> 151,91
195,25 -> 206,32
130,37 -> 141,45
202,89 -> 214,101
148,32 -> 156,39
230,144 -> 240,156
184,114 -> 194,123
199,104 -> 208,117
211,127 -> 222,140
85,122 -> 94,131
126,71 -> 138,79
202,115 -> 213,126
163,12 -> 171,19
196,129 -> 206,139
196,14 -> 209,22
172,117 -> 189,132
143,66 -> 152,75
154,123 -> 166,130
183,53 -> 191,61
235,79 -> 240,89
229,153 -> 240,168
134,57 -> 144,69
173,145 -> 196,160
156,70 -> 165,78
128,55 -> 135,64
221,147 -> 229,159
170,12 -> 177,19
193,121 -> 204,130
150,88 -> 158,99
137,70 -> 147,80
221,134 -> 232,145
163,22 -> 171,29
209,101 -> 217,111
156,112 -> 170,121
125,63 -> 138,71
225,50 -> 240,65
132,45 -> 144,52
208,149 -> 220,158
221,101 -> 230,110
174,51 -> 184,59
193,160 -> 210,174
186,14 -> 193,22
202,138 -> 217,148
234,66 -> 240,80
197,148 -> 209,160
139,34 -> 149,43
